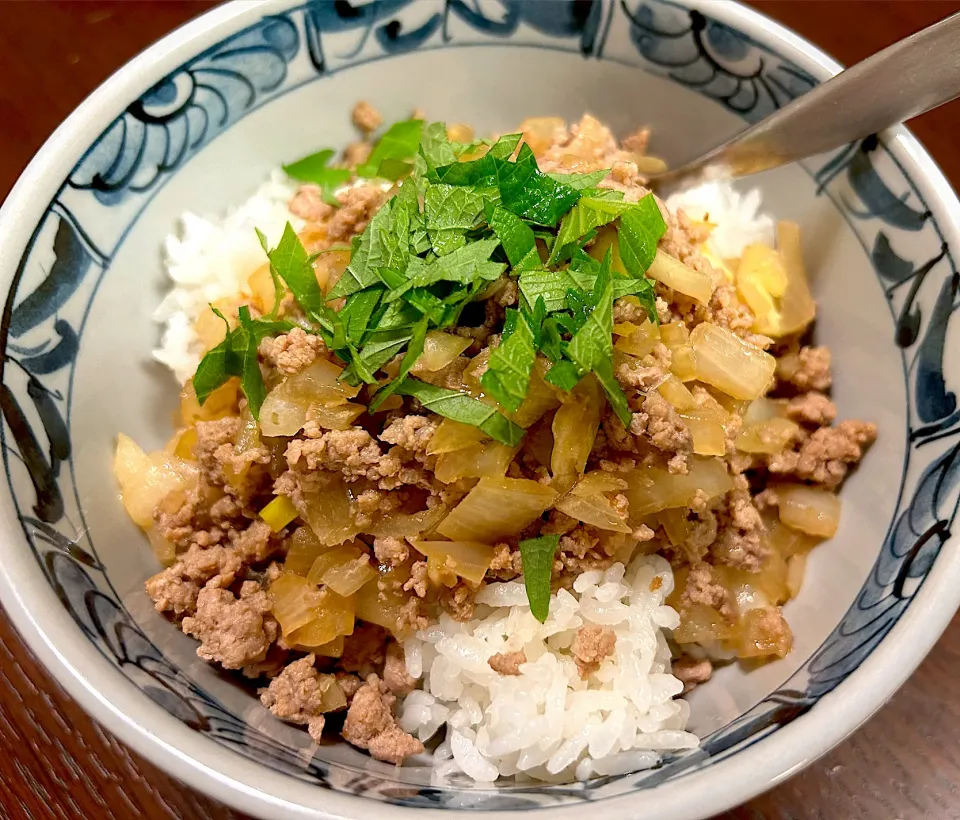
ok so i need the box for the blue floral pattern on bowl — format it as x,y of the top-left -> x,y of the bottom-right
3,0 -> 957,810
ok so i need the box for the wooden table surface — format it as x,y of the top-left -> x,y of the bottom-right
2,1 -> 960,818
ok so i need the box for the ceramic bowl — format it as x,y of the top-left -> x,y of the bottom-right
2,1 -> 959,818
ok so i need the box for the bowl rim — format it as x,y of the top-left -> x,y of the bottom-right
1,1 -> 959,818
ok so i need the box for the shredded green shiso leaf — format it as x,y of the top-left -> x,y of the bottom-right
194,119 -> 667,443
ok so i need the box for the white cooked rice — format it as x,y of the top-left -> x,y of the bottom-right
399,554 -> 699,784
152,170 -> 303,383
151,172 -> 776,781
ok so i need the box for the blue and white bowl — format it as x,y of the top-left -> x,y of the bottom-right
1,1 -> 958,818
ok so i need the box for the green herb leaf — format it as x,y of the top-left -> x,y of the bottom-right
387,238 -> 504,300
480,309 -> 536,412
425,184 -> 484,256
427,134 -> 521,187
549,195 -> 634,264
259,224 -> 325,316
488,204 -> 540,272
358,119 -> 423,179
517,268 -> 591,313
339,287 -> 384,343
328,196 -> 410,299
394,377 -> 525,446
566,260 -> 632,426
236,307 -> 267,419
370,317 -> 429,411
341,327 -> 413,386
617,193 -> 667,275
498,143 -> 580,227
543,359 -> 584,390
545,169 -> 610,190
517,534 -> 560,623
282,149 -> 351,206
419,122 -> 458,168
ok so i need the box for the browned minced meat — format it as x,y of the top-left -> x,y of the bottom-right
681,562 -> 733,618
352,100 -> 383,134
258,328 -> 324,376
672,656 -> 713,694
326,186 -> 387,243
341,675 -> 424,765
786,392 -> 837,427
629,393 -> 693,455
570,625 -> 617,679
260,654 -> 344,743
182,582 -> 278,670
489,651 -> 526,676
138,113 -> 881,763
767,420 -> 877,490
146,544 -> 242,618
382,641 -> 417,696
777,345 -> 832,391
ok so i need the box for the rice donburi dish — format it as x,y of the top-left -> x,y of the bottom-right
114,103 -> 876,783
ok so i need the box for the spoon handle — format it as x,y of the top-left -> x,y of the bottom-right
654,12 -> 960,190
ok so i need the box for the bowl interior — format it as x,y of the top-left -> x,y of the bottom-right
2,0 -> 957,816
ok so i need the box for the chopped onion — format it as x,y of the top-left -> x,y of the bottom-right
409,539 -> 495,584
736,242 -> 788,336
435,441 -> 519,484
511,364 -> 561,428
301,475 -> 360,546
736,417 -> 800,454
556,493 -> 631,533
180,378 -> 238,425
427,419 -> 491,455
572,471 -> 629,495
737,607 -> 792,659
310,403 -> 365,431
114,434 -> 198,528
308,545 -> 377,597
367,507 -> 446,539
355,566 -> 412,636
146,526 -> 176,566
690,322 -> 776,400
286,589 -> 356,648
437,476 -> 557,543
624,457 -> 732,520
551,375 -> 603,487
776,221 -> 816,336
520,116 -> 565,154
786,553 -> 806,599
764,514 -> 821,558
412,331 -> 472,373
742,397 -> 788,427
285,527 -> 332,575
679,410 -> 726,457
778,485 -> 841,538
260,359 -> 360,437
647,250 -> 713,304
657,375 -> 696,411
268,573 -> 325,636
614,320 -> 660,358
313,635 -> 345,658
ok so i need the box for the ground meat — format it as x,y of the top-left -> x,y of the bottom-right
340,623 -> 388,678
258,328 -> 324,375
767,420 -> 877,489
382,641 -> 417,696
181,582 -> 278,670
629,393 -> 693,454
597,160 -> 649,201
259,654 -> 343,743
229,519 -> 280,563
403,561 -> 428,598
343,141 -> 371,168
336,672 -> 365,701
351,100 -> 382,134
145,544 -> 243,618
616,343 -> 672,392
711,488 -> 768,572
286,429 -> 395,481
341,675 -> 424,765
677,509 -> 718,564
623,127 -> 650,155
672,655 -> 713,694
786,392 -> 837,426
681,562 -> 733,618
288,185 -> 334,223
194,417 -> 270,503
488,542 -> 523,581
440,581 -> 478,622
379,415 -> 437,455
570,625 -> 617,679
373,536 -> 409,567
777,345 -> 832,392
488,651 -> 526,676
326,186 -> 387,243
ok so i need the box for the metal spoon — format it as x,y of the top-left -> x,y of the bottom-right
648,12 -> 960,194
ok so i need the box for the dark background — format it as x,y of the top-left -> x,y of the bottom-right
2,2 -> 960,818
